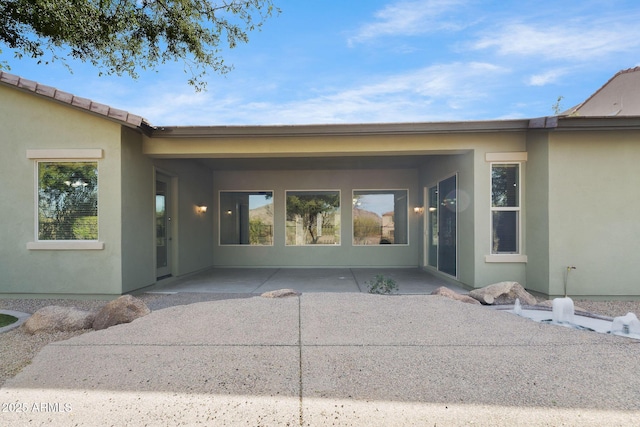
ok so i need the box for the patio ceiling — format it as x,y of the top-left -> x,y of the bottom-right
194,153 -> 462,171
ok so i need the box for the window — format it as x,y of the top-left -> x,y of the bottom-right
491,164 -> 520,254
286,191 -> 340,245
37,162 -> 98,240
352,190 -> 408,245
220,191 -> 274,245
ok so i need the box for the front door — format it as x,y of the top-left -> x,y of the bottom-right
156,174 -> 172,279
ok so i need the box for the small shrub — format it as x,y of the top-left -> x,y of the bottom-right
366,274 -> 398,294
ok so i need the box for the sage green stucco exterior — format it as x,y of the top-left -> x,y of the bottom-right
1,84 -> 124,297
2,73 -> 640,299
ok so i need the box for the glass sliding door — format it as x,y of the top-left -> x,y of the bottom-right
437,174 -> 457,277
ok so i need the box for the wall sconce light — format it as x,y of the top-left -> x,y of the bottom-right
413,206 -> 425,214
428,206 -> 437,212
196,205 -> 208,214
225,209 -> 233,215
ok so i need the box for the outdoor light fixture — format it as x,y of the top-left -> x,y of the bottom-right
196,205 -> 208,214
413,206 -> 425,214
226,209 -> 233,215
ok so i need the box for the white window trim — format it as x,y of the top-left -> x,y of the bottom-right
27,241 -> 104,250
27,149 -> 103,159
487,153 -> 527,263
285,189 -> 342,246
28,153 -> 103,251
351,188 -> 410,246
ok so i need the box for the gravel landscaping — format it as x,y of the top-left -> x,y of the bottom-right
1,294 -> 640,387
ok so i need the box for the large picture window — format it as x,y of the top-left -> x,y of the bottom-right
286,191 -> 340,245
220,191 -> 274,245
491,164 -> 520,254
38,162 -> 98,241
352,190 -> 408,245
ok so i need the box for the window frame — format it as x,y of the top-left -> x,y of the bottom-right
490,163 -> 521,254
285,189 -> 341,246
351,189 -> 409,246
485,152 -> 527,263
27,149 -> 104,250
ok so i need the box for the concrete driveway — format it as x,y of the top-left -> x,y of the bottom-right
2,292 -> 639,426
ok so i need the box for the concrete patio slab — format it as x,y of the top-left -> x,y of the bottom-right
299,293 -> 610,346
150,268 -> 279,293
301,344 -> 638,410
3,293 -> 640,426
351,267 -> 462,294
70,297 -> 300,346
149,267 -> 466,295
8,345 -> 300,395
254,268 -> 361,293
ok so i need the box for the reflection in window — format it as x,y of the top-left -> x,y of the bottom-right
38,162 -> 98,240
286,191 -> 340,245
352,190 -> 408,245
220,191 -> 273,245
427,186 -> 438,267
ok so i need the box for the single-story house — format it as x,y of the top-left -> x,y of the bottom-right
1,68 -> 639,299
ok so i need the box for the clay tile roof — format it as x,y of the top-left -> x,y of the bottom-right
0,71 -> 151,128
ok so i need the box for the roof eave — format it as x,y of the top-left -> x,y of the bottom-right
0,71 -> 153,132
148,119 -> 532,138
555,115 -> 640,131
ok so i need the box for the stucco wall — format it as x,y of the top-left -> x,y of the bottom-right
420,135 -> 529,290
153,159 -> 215,276
525,131 -> 551,296
0,85 -> 124,297
547,130 -> 640,297
121,128 -> 156,293
211,168 -> 421,267
420,153 -> 474,286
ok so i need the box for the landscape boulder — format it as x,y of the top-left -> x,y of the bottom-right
469,281 -> 537,305
261,289 -> 301,298
93,295 -> 150,330
431,287 -> 481,305
23,306 -> 96,334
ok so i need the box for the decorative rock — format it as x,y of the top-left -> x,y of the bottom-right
469,281 -> 537,306
431,287 -> 481,305
261,289 -> 301,298
23,306 -> 96,334
93,295 -> 150,330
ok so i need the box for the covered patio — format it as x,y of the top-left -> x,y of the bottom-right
148,267 -> 468,295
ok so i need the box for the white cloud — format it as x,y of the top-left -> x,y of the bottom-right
348,0 -> 468,46
527,68 -> 569,86
473,17 -> 640,62
141,62 -> 510,125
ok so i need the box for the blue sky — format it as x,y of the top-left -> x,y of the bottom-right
3,0 -> 640,125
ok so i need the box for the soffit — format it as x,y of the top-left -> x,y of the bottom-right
195,154 -> 455,171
